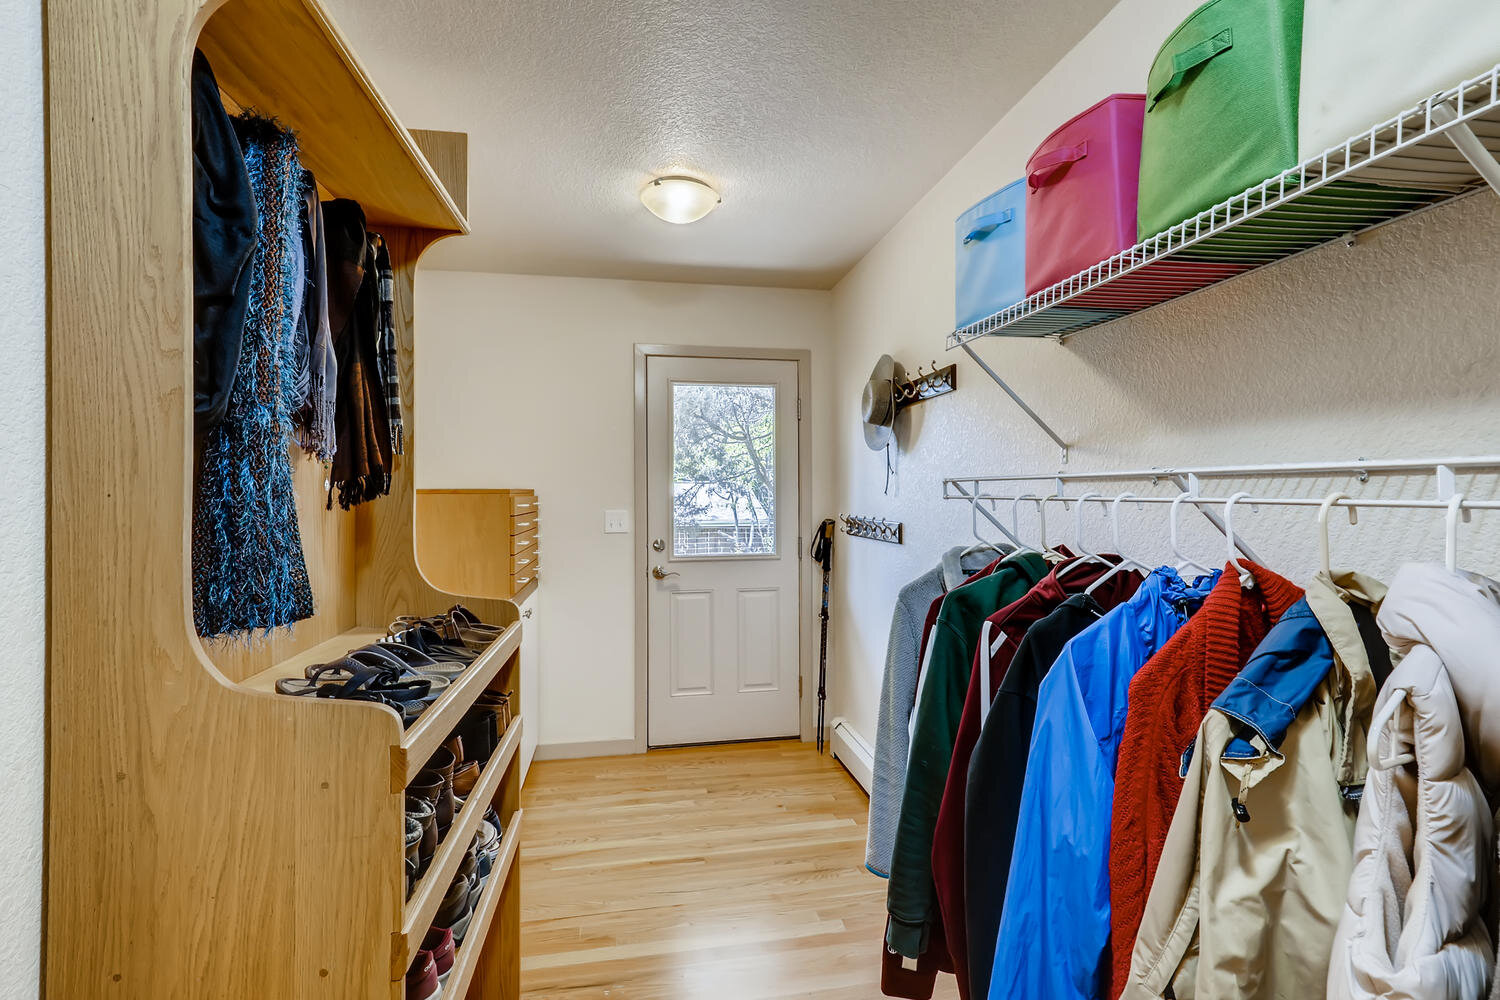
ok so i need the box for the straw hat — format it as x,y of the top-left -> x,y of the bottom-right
861,355 -> 905,451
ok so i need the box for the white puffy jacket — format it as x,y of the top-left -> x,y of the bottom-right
1328,564 -> 1499,1000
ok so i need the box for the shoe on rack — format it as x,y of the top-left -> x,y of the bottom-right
407,795 -> 437,872
406,949 -> 442,1000
423,927 -> 455,986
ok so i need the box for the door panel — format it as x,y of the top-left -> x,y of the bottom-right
646,356 -> 800,747
736,590 -> 780,692
669,590 -> 715,696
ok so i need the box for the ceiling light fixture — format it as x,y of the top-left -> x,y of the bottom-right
640,175 -> 721,225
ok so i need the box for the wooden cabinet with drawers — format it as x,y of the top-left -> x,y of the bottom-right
416,488 -> 541,600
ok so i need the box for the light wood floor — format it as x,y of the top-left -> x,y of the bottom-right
518,740 -> 958,999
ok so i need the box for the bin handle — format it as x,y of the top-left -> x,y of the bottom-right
1149,28 -> 1233,110
1027,143 -> 1088,190
962,209 -> 1014,244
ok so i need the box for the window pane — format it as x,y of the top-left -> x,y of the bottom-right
672,383 -> 777,557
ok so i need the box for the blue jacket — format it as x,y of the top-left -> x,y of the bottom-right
987,567 -> 1218,1000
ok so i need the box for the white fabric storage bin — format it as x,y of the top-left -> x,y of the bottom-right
1300,0 -> 1500,167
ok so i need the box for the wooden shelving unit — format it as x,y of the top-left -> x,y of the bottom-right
43,0 -> 525,996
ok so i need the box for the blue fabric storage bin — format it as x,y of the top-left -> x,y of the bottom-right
955,179 -> 1026,330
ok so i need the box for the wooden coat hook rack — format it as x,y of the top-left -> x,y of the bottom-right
840,514 -> 904,544
894,361 -> 957,410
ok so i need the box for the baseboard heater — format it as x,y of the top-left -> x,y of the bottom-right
829,717 -> 873,794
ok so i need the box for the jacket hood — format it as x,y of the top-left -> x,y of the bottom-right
1378,563 -> 1500,796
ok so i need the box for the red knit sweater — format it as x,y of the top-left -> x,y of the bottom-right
1108,562 -> 1302,998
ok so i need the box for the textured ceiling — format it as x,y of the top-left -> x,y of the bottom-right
323,0 -> 1118,288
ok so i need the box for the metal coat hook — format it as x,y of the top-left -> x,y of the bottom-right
840,514 -> 904,545
891,361 -> 958,408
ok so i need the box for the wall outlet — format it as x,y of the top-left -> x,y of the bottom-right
604,509 -> 630,534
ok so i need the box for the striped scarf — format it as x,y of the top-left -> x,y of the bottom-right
372,234 -> 403,455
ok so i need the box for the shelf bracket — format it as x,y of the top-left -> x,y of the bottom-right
1432,102 -> 1500,198
959,342 -> 1071,464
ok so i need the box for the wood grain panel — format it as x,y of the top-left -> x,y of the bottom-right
44,0 -> 516,997
410,129 -> 468,220
197,0 -> 466,231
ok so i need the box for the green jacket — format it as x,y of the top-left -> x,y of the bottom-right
886,551 -> 1049,958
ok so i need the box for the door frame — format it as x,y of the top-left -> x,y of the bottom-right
633,344 -> 815,752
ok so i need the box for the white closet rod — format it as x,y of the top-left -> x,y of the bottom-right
942,455 -> 1500,492
944,456 -> 1500,561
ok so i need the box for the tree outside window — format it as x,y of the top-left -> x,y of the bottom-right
672,383 -> 777,556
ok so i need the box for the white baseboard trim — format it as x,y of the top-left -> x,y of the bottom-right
829,718 -> 873,794
534,739 -> 641,761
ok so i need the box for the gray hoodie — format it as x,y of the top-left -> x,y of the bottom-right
866,545 -> 1003,877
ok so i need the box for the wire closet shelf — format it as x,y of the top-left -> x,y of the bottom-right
943,456 -> 1500,563
947,64 -> 1500,346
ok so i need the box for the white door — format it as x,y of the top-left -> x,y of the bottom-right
646,356 -> 801,747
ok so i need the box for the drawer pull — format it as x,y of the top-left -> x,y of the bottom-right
514,520 -> 534,530
516,557 -> 532,568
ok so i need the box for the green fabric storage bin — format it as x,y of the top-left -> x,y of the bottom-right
1137,0 -> 1304,240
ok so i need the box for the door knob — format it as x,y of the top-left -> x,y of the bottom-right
652,538 -> 665,552
651,565 -> 680,580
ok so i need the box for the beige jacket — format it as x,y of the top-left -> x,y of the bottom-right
1120,571 -> 1387,1000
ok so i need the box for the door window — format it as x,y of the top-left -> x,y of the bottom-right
671,382 -> 777,557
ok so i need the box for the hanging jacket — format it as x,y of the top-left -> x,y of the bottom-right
1109,561 -> 1303,996
869,547 -> 1006,878
886,552 -> 1049,962
1121,572 -> 1389,1000
986,567 -> 1217,1000
1328,563 -> 1500,1000
932,559 -> 1144,1000
965,580 -> 1143,1000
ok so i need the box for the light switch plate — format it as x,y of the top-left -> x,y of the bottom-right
604,509 -> 630,534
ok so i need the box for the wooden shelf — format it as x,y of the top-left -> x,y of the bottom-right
397,623 -> 521,785
44,0 -> 522,994
399,715 -> 524,974
442,809 -> 524,999
238,623 -> 522,786
196,0 -> 467,232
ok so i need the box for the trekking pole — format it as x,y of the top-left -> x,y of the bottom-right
811,519 -> 836,753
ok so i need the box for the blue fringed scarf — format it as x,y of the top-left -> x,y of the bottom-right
192,113 -> 315,638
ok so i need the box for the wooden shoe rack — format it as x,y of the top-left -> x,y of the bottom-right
44,1 -> 523,996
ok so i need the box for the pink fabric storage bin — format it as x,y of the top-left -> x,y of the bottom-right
1025,93 -> 1145,296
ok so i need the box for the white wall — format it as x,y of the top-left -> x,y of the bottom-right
415,272 -> 834,749
825,0 -> 1500,749
0,0 -> 45,996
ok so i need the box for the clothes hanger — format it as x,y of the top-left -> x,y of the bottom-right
1037,494 -> 1068,563
1006,493 -> 1044,559
1169,491 -> 1213,578
1224,491 -> 1256,589
1446,492 -> 1466,572
1086,492 -> 1153,595
963,495 -> 1005,559
1055,492 -> 1114,580
1318,491 -> 1356,577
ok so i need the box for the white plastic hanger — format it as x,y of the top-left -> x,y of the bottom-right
1007,494 -> 1043,559
1224,491 -> 1256,589
1169,491 -> 1213,577
1086,492 -> 1153,595
1038,494 -> 1067,563
1055,492 -> 1114,580
1318,491 -> 1357,577
1446,493 -> 1466,572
